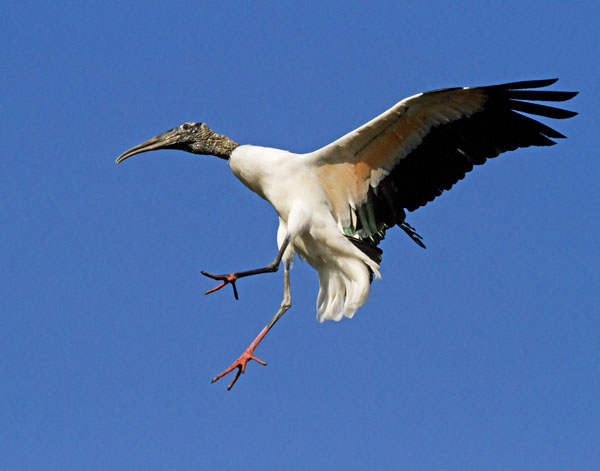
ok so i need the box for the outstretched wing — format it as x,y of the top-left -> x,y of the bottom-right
311,78 -> 577,247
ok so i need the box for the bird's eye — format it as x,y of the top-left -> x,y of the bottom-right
182,123 -> 192,131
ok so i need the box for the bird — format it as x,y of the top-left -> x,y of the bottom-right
116,78 -> 577,390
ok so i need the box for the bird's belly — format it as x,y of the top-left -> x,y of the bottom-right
291,224 -> 355,267
267,173 -> 328,220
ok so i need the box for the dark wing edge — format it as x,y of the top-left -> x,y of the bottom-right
352,78 -> 578,251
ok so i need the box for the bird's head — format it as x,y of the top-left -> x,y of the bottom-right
116,122 -> 238,164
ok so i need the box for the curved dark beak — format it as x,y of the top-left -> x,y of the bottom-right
115,129 -> 181,164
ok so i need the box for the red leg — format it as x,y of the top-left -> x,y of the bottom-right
211,326 -> 269,390
212,261 -> 292,390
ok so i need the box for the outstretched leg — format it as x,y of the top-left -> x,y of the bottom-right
202,236 -> 291,299
212,260 -> 292,390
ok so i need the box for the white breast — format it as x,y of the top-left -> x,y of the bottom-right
229,145 -> 327,220
229,145 -> 380,322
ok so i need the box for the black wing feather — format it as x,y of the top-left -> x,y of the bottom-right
352,79 -> 577,250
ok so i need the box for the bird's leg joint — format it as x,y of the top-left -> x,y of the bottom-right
280,301 -> 291,311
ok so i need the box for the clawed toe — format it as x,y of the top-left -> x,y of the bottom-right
201,271 -> 239,299
211,349 -> 267,390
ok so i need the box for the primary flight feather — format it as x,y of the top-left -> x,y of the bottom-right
116,78 -> 577,389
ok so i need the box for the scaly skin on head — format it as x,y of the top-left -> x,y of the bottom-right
115,122 -> 238,164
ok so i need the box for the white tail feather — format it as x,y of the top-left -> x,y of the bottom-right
316,257 -> 372,322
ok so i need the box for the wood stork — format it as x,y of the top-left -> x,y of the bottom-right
116,78 -> 577,389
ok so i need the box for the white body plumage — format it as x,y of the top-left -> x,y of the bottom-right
229,145 -> 379,322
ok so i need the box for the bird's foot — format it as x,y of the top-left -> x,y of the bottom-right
211,346 -> 267,390
201,271 -> 239,299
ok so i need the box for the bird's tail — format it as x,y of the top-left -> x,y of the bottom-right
315,257 -> 373,322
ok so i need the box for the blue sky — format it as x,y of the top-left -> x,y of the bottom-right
2,1 -> 598,469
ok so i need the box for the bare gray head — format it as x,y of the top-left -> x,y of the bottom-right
115,122 -> 239,164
